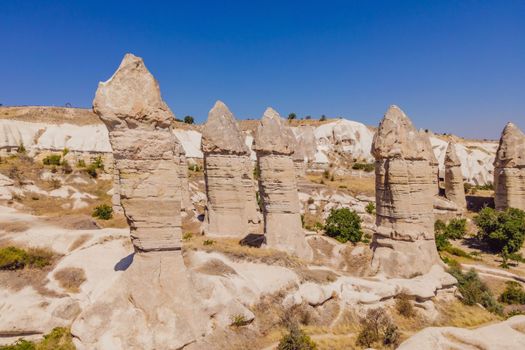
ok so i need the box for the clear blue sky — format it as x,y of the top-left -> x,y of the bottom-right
1,1 -> 524,139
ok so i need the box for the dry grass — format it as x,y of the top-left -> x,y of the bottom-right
306,173 -> 375,197
0,106 -> 100,125
194,258 -> 238,276
296,267 -> 338,284
434,300 -> 500,328
53,267 -> 86,293
0,220 -> 31,233
68,234 -> 93,252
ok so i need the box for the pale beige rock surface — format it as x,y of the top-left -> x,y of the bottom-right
371,105 -> 442,278
255,108 -> 312,260
398,315 -> 525,350
444,142 -> 467,210
494,122 -> 525,211
93,53 -> 182,252
202,101 -> 260,237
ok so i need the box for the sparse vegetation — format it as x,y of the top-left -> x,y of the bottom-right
54,267 -> 86,293
42,154 -> 62,166
434,218 -> 467,240
76,159 -> 86,168
182,232 -> 193,241
365,202 -> 375,215
324,208 -> 362,243
288,113 -> 297,120
499,281 -> 525,305
395,293 -> 415,318
0,327 -> 74,350
352,162 -> 374,172
230,314 -> 250,327
0,246 -> 53,270
184,115 -> 194,124
92,204 -> 113,220
474,207 -> 525,256
278,323 -> 317,350
356,308 -> 399,348
203,239 -> 215,246
319,115 -> 327,121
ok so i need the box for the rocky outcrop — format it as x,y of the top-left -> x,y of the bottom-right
254,108 -> 312,260
201,101 -> 260,237
494,123 -> 525,211
72,53 -> 206,349
179,150 -> 192,212
93,53 -> 182,252
398,315 -> 525,350
292,126 -> 317,176
371,105 -> 442,278
444,142 -> 466,210
421,131 -> 440,194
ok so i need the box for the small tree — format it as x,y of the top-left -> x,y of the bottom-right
184,115 -> 194,124
324,208 -> 362,243
319,115 -> 327,121
277,323 -> 317,350
288,113 -> 297,120
474,207 -> 525,254
92,204 -> 113,220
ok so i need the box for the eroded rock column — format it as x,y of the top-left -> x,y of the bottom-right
179,150 -> 192,212
494,123 -> 525,211
371,105 -> 441,278
254,108 -> 312,260
445,142 -> 467,210
202,101 -> 260,237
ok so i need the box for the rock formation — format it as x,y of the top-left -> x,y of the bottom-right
292,126 -> 316,177
254,108 -> 312,260
201,100 -> 260,237
371,105 -> 442,278
179,149 -> 192,212
494,122 -> 525,211
444,142 -> 467,210
421,131 -> 440,194
72,53 -> 207,349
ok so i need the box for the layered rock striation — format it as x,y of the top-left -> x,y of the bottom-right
371,105 -> 442,278
444,142 -> 467,210
201,101 -> 260,237
254,108 -> 312,260
494,122 -> 525,211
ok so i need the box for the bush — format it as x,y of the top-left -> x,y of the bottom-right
277,324 -> 317,350
474,207 -> 525,254
324,208 -> 362,243
395,293 -> 415,317
352,162 -> 374,172
447,263 -> 502,314
91,156 -> 104,170
0,246 -> 53,270
17,143 -> 27,154
184,115 -> 194,124
365,202 -> 375,214
42,154 -> 61,166
92,204 -> 113,220
288,113 -> 297,120
319,115 -> 327,121
356,308 -> 399,348
499,281 -> 525,305
435,218 -> 467,240
0,327 -> 75,350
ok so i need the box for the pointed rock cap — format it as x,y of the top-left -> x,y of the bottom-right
372,105 -> 430,160
445,142 -> 461,167
93,53 -> 175,131
254,107 -> 296,155
201,100 -> 249,155
495,122 -> 525,167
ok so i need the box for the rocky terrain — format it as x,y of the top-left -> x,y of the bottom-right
1,53 -> 524,350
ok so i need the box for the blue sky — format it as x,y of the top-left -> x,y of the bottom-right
1,1 -> 523,139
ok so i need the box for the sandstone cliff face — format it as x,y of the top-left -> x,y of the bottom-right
494,123 -> 525,211
371,105 -> 441,278
254,108 -> 312,260
201,101 -> 260,237
444,142 -> 467,210
93,53 -> 182,252
179,151 -> 192,212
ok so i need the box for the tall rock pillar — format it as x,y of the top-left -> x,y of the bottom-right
444,142 -> 467,210
202,101 -> 260,237
254,108 -> 312,260
494,123 -> 525,211
371,105 -> 441,278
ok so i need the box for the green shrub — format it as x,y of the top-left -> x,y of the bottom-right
92,204 -> 113,220
62,148 -> 69,156
182,232 -> 193,241
42,154 -> 61,166
203,239 -> 215,246
0,327 -> 75,350
324,208 -> 362,243
447,263 -> 502,314
0,339 -> 35,350
17,143 -> 27,155
499,281 -> 525,305
474,207 -> 525,254
435,232 -> 451,251
76,159 -> 86,168
184,115 -> 194,124
365,202 -> 375,214
91,156 -> 104,170
352,162 -> 375,172
435,218 -> 467,240
0,246 -> 53,270
277,324 -> 317,350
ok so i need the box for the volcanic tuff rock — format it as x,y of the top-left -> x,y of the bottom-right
201,101 -> 260,237
254,108 -> 312,260
93,53 -> 183,252
494,122 -> 525,211
421,131 -> 440,194
371,105 -> 442,278
179,150 -> 192,212
292,126 -> 317,176
444,142 -> 467,210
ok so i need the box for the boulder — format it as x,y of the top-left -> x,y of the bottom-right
371,105 -> 442,278
494,122 -> 525,211
444,142 -> 466,210
201,101 -> 260,237
254,108 -> 313,260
